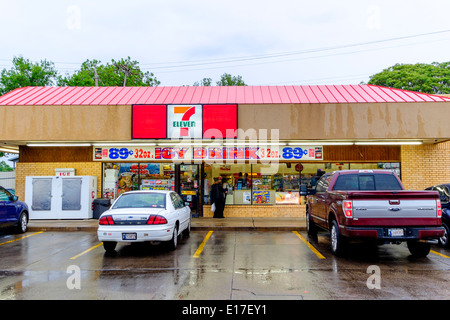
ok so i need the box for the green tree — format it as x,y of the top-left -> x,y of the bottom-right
57,59 -> 100,86
58,57 -> 160,87
193,73 -> 247,86
368,62 -> 450,94
216,73 -> 246,86
0,56 -> 58,95
193,77 -> 213,86
0,161 -> 13,172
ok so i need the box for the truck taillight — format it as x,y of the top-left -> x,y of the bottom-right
437,200 -> 442,218
99,215 -> 115,225
343,200 -> 353,218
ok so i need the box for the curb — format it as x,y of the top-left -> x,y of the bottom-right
27,225 -> 307,232
27,217 -> 307,232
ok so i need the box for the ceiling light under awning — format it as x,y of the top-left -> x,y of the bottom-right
354,141 -> 422,145
27,143 -> 92,147
0,147 -> 19,154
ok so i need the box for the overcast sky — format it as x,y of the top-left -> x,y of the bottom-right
1,0 -> 450,87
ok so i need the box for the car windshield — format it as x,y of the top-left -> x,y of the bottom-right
112,193 -> 166,209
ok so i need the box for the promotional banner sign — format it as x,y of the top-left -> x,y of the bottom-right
93,145 -> 323,162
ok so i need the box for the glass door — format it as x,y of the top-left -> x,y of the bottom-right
179,164 -> 200,217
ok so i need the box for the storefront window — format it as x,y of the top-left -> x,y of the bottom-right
349,162 -> 401,178
205,163 -> 303,205
300,163 -> 401,191
300,163 -> 341,193
205,164 -> 252,205
141,163 -> 175,191
252,163 -> 301,205
102,161 -> 402,206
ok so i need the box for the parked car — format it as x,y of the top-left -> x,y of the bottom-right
0,186 -> 29,233
306,170 -> 444,257
425,184 -> 450,247
97,190 -> 191,252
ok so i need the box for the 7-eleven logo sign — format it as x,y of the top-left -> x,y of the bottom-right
167,105 -> 202,138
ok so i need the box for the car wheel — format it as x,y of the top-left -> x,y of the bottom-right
103,241 -> 117,252
167,225 -> 178,251
182,218 -> 191,238
15,212 -> 28,234
306,207 -> 317,236
407,240 -> 430,257
330,220 -> 347,256
439,223 -> 449,248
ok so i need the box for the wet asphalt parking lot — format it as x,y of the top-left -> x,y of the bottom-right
0,229 -> 449,300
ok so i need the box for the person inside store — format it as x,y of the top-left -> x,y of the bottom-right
211,177 -> 227,218
235,172 -> 251,190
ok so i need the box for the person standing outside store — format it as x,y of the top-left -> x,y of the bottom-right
211,177 -> 226,218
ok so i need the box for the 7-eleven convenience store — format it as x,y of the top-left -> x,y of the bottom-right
0,85 -> 449,219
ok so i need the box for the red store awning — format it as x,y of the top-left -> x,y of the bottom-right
0,84 -> 449,106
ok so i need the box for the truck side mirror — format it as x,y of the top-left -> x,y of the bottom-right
299,185 -> 307,196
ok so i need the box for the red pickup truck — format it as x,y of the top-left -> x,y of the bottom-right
306,170 -> 444,257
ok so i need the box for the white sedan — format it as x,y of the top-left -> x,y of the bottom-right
97,190 -> 191,252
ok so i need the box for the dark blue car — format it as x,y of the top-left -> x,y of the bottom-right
0,186 -> 28,233
425,184 -> 450,247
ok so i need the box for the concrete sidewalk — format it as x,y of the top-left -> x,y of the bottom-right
27,217 -> 306,232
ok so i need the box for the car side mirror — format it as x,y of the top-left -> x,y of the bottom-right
12,195 -> 18,201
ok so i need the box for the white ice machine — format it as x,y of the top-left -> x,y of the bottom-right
25,176 -> 97,219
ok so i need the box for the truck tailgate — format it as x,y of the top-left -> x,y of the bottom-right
347,191 -> 440,226
353,199 -> 437,219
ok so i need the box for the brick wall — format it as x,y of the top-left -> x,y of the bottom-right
15,162 -> 102,200
401,142 -> 450,190
203,205 -> 306,217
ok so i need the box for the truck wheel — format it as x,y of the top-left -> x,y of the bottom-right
438,223 -> 449,248
306,207 -> 317,236
407,240 -> 430,257
330,220 -> 347,256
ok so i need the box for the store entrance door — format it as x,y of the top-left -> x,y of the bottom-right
178,164 -> 201,217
